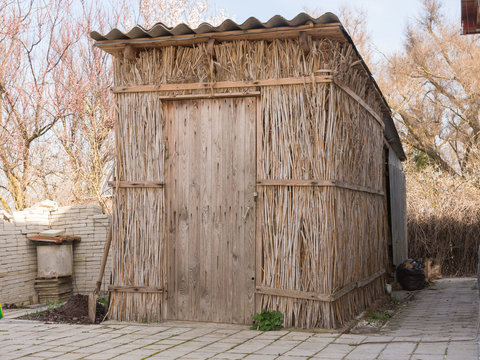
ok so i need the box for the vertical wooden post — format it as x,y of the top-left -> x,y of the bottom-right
477,245 -> 480,296
255,96 -> 263,313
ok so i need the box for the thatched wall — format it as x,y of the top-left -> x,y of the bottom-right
110,38 -> 387,327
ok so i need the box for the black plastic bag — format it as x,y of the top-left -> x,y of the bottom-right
396,258 -> 426,291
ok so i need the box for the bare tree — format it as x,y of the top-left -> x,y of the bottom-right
0,0 -> 83,211
303,5 -> 374,68
380,0 -> 480,179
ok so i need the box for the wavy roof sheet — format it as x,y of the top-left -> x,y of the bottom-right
90,12 -> 340,41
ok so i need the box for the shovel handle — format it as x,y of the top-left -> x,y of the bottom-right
94,223 -> 113,295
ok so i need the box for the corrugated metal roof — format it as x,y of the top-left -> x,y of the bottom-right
90,12 -> 340,41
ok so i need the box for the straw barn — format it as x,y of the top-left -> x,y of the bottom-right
92,12 -> 407,328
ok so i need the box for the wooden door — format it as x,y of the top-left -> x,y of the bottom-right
164,97 -> 256,324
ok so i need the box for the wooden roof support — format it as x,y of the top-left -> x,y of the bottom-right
299,31 -> 312,54
206,38 -> 216,56
123,45 -> 137,61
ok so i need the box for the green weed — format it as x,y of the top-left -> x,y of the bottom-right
250,309 -> 283,331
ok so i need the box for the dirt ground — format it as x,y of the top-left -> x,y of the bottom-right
20,294 -> 106,324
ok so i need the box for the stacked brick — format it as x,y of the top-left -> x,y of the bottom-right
0,203 -> 111,305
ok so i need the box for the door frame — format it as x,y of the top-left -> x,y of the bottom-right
161,93 -> 261,323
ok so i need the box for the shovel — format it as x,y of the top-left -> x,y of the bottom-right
88,224 -> 112,323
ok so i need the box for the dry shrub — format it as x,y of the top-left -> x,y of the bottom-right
406,163 -> 480,276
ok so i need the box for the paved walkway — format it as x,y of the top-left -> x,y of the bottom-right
0,278 -> 477,360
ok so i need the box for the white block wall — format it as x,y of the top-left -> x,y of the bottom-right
0,204 -> 111,305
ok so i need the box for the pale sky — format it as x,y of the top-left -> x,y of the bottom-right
210,0 -> 461,55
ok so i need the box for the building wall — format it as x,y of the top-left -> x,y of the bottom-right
388,147 -> 408,265
0,203 -> 111,305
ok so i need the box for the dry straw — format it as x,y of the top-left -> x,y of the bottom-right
110,38 -> 388,327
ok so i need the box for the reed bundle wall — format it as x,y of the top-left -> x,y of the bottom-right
110,38 -> 388,327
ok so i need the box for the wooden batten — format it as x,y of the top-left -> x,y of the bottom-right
109,285 -> 164,293
111,75 -> 333,93
333,78 -> 385,129
256,179 -> 384,196
107,181 -> 164,188
157,92 -> 260,101
256,269 -> 385,303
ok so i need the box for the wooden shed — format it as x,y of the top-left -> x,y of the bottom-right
92,12 -> 407,328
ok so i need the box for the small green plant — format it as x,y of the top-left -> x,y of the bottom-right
391,296 -> 401,305
98,297 -> 109,307
250,309 -> 283,331
45,300 -> 63,310
366,311 -> 390,322
142,316 -> 148,323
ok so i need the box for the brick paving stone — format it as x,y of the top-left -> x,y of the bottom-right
410,355 -> 445,360
24,350 -> 67,358
283,341 -> 328,357
227,339 -> 273,353
312,343 -> 355,359
210,353 -> 245,359
414,342 -> 448,355
344,343 -> 387,360
243,354 -> 277,360
254,340 -> 301,355
379,341 -> 417,357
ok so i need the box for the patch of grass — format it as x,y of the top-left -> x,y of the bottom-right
45,300 -> 63,310
348,343 -> 359,346
391,296 -> 401,305
366,311 -> 390,322
98,297 -> 109,307
471,285 -> 478,290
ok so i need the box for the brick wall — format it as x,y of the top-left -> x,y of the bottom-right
0,202 -> 111,305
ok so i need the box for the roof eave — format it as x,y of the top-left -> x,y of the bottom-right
93,23 -> 345,54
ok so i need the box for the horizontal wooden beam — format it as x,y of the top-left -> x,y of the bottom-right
256,179 -> 384,196
108,181 -> 164,188
256,269 -> 385,303
331,269 -> 386,301
112,75 -> 333,94
256,286 -> 332,302
332,79 -> 385,129
158,91 -> 260,101
108,285 -> 165,293
94,24 -> 345,54
257,179 -> 334,186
